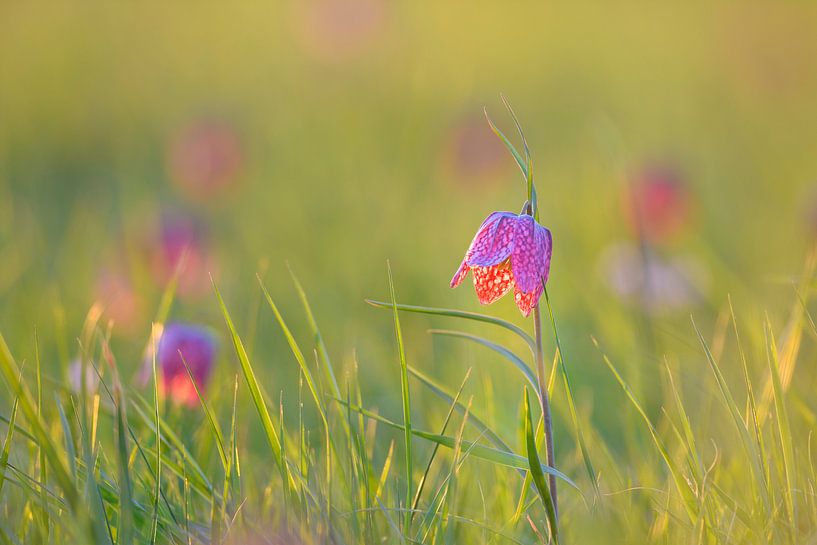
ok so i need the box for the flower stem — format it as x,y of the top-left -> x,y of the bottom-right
532,303 -> 558,519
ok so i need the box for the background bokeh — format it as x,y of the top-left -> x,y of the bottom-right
2,2 -> 817,452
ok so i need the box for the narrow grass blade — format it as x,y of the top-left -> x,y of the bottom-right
523,388 -> 558,544
103,342 -> 133,545
0,334 -> 80,511
34,330 -> 49,539
365,300 -> 535,354
212,278 -> 295,496
767,319 -> 797,537
411,368 -> 471,520
664,360 -> 702,483
386,263 -> 413,534
594,336 -> 698,522
149,323 -> 161,545
407,365 -> 512,453
544,288 -> 599,498
0,396 -> 19,496
483,106 -> 528,182
428,330 -> 537,389
180,354 -> 228,472
287,267 -> 343,403
335,398 -> 577,488
691,317 -> 770,515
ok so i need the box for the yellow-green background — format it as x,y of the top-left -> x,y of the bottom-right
2,1 -> 817,457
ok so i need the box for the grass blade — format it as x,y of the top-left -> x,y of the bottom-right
386,262 -> 414,535
594,336 -> 698,522
766,318 -> 796,538
428,329 -> 536,389
544,288 -> 599,499
0,395 -> 19,497
334,398 -> 577,488
365,300 -> 535,354
0,334 -> 80,511
407,365 -> 512,454
212,278 -> 295,497
523,388 -> 558,544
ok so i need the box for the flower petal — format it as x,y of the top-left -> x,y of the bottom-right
450,260 -> 469,288
465,212 -> 517,267
473,262 -> 515,305
537,224 -> 553,285
511,215 -> 545,292
514,283 -> 543,317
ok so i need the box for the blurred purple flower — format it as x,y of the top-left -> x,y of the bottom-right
451,211 -> 552,317
147,212 -> 217,299
169,120 -> 243,201
599,242 -> 708,315
623,164 -> 694,245
156,323 -> 217,407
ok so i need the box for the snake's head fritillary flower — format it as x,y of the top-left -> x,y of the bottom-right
156,323 -> 217,407
450,211 -> 553,317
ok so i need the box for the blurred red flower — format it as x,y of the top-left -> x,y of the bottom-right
623,164 -> 693,244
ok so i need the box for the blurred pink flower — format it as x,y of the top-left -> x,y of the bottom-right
441,115 -> 510,186
156,323 -> 217,407
623,164 -> 693,244
451,211 -> 553,317
147,213 -> 217,299
599,242 -> 708,315
294,0 -> 388,63
94,268 -> 143,335
168,120 -> 243,201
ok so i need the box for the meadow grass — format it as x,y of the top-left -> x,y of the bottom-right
0,258 -> 815,544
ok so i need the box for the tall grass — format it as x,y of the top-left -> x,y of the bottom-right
0,260 -> 815,544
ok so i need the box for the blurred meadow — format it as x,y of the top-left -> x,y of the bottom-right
2,2 -> 817,544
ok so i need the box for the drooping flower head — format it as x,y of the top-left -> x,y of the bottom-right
156,323 -> 217,407
450,209 -> 552,317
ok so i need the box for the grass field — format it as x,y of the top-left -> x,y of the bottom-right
2,2 -> 817,543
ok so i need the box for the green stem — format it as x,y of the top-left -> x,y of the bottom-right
532,304 -> 558,519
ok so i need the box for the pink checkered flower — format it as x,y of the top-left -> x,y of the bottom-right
450,211 -> 553,317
